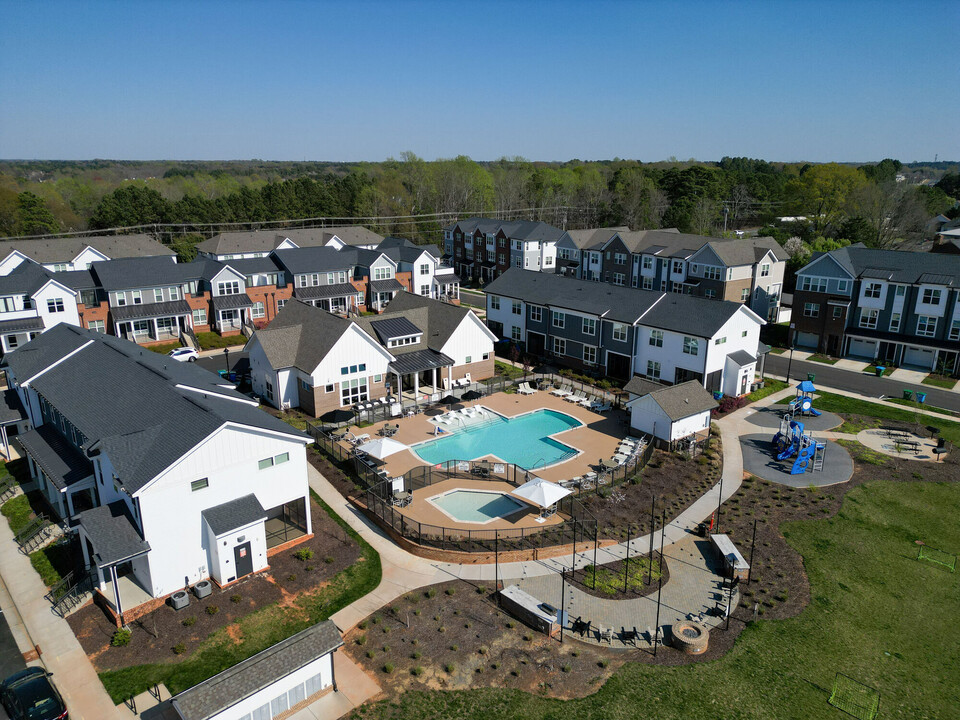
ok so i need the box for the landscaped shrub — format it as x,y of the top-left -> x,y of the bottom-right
172,642 -> 186,655
445,663 -> 455,673
205,605 -> 219,615
111,628 -> 132,647
411,666 -> 423,676
293,548 -> 314,562
383,663 -> 394,674
230,594 -> 242,604
182,616 -> 196,627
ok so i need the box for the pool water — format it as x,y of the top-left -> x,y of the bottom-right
414,409 -> 581,469
429,489 -> 526,524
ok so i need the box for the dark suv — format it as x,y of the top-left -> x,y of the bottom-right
0,668 -> 68,720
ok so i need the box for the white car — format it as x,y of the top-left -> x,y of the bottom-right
168,347 -> 199,363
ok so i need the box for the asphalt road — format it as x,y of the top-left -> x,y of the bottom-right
195,352 -> 250,377
0,605 -> 26,681
764,355 -> 960,413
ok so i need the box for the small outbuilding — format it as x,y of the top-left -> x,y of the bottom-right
625,379 -> 718,446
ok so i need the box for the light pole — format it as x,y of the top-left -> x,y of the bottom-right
223,347 -> 230,375
785,323 -> 796,384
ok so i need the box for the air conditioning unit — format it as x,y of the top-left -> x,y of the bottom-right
193,580 -> 212,599
170,591 -> 190,610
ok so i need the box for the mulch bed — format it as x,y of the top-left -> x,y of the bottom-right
68,500 -> 359,671
308,446 -> 363,499
566,551 -> 670,601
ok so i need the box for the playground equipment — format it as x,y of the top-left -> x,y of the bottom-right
772,415 -> 826,475
787,380 -> 822,417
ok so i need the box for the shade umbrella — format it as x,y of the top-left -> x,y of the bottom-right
461,389 -> 484,401
438,394 -> 460,406
424,406 -> 446,417
320,408 -> 355,424
512,476 -> 572,510
357,437 -> 409,460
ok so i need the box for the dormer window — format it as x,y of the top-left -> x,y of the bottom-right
388,335 -> 420,348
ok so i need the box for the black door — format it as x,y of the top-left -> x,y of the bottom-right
606,352 -> 631,380
527,332 -> 545,357
234,542 -> 253,578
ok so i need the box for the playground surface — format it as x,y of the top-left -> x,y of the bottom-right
744,405 -> 843,432
739,434 -> 854,487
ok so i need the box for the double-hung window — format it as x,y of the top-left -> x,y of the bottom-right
490,296 -> 500,310
552,311 -> 565,329
552,338 -> 566,356
649,330 -> 663,347
46,298 -> 65,313
646,360 -> 661,380
682,336 -> 699,355
859,308 -> 879,329
760,263 -> 770,277
916,316 -> 937,337
889,312 -> 901,332
582,317 -> 596,336
864,282 -> 882,299
583,345 -> 597,364
218,281 -> 240,295
803,303 -> 820,317
642,256 -> 653,270
530,306 -> 542,322
612,323 -> 628,342
511,301 -> 521,316
922,288 -> 942,305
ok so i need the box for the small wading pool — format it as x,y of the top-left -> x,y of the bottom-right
428,489 -> 527,524
414,408 -> 581,469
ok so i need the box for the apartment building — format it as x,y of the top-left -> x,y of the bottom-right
792,245 -> 960,375
196,226 -> 384,261
442,218 -> 564,282
0,234 -> 176,275
555,228 -> 787,321
485,268 -> 765,395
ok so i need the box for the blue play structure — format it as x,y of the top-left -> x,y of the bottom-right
772,415 -> 826,474
788,380 -> 822,417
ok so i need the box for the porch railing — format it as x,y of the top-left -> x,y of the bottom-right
49,566 -> 97,617
15,514 -> 52,553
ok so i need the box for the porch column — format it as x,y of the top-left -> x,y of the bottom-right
932,349 -> 940,373
151,317 -> 158,339
110,564 -> 125,627
395,372 -> 403,401
413,372 -> 419,400
1,425 -> 8,461
448,365 -> 453,390
432,367 -> 437,392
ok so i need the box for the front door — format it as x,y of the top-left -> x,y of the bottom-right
740,371 -> 749,395
234,542 -> 253,578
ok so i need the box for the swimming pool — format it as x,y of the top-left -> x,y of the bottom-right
428,489 -> 527,524
414,409 -> 581,469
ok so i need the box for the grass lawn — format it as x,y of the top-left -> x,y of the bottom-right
147,341 -> 182,355
1,494 -> 34,535
584,556 -> 663,596
769,347 -> 787,355
355,480 -> 960,720
922,374 -> 957,390
886,397 -> 959,418
863,364 -> 894,377
98,492 -> 381,703
195,332 -> 248,350
746,378 -> 788,403
806,353 -> 838,365
29,540 -> 78,587
494,361 -> 525,380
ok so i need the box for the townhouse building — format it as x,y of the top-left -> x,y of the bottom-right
196,226 -> 383,261
2,325 -> 311,623
442,218 -> 564,283
555,228 -> 787,321
792,245 -> 960,375
0,234 -> 176,275
377,237 -> 461,303
248,293 -> 495,416
485,268 -> 765,396
0,262 -> 80,353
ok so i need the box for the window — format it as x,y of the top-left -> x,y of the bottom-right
498,253 -> 506,265
193,308 -> 207,325
277,298 -> 287,311
374,266 -> 393,280
465,355 -> 472,364
5,335 -> 18,350
889,312 -> 901,332
649,330 -> 663,347
419,263 -> 430,275
265,379 -> 274,401
916,315 -> 937,337
949,319 -> 960,341
642,256 -> 653,270
672,260 -> 684,274
511,326 -> 521,341
514,257 -> 522,268
583,345 -> 597,364
646,360 -> 661,380
190,478 -> 209,492
582,317 -> 596,335
672,282 -> 684,293
258,457 -> 274,470
218,281 -> 240,295
715,336 -> 727,345
642,277 -> 653,290
154,288 -> 164,303
740,288 -> 749,302
837,279 -> 849,293
46,298 -> 65,313
87,319 -> 105,333
552,311 -> 565,329
490,296 -> 500,310
340,377 -> 368,406
682,337 -> 699,355
530,306 -> 542,322
760,263 -> 770,277
482,352 -> 489,360
859,308 -> 879,329
419,284 -> 430,295
132,290 -> 142,305
704,289 -> 716,299
299,378 -> 310,392
864,282 -> 882,299
803,302 -> 820,317
800,276 -> 828,293
169,286 -> 180,301
0,297 -> 14,313
614,252 -> 626,264
511,301 -> 521,316
703,266 -> 722,281
612,272 -> 625,286
921,288 -> 942,305
612,323 -> 628,342
544,256 -> 553,266
553,338 -> 566,356
833,306 -> 844,319
252,302 -> 265,318
275,452 -> 289,465
895,285 -> 906,297
325,383 -> 334,393
742,330 -> 749,337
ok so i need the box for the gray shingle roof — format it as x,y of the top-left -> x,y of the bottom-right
0,234 -> 175,264
0,388 -> 27,426
17,425 -> 93,490
0,261 -> 65,296
3,325 -> 307,494
211,294 -> 254,311
0,317 -> 45,333
56,268 -> 98,290
90,256 -> 198,291
707,236 -> 788,265
196,227 -> 381,255
727,349 -> 756,366
112,299 -> 192,322
272,247 -> 356,276
639,292 -> 746,338
222,256 -> 284,275
251,300 -> 353,372
808,244 -> 960,286
623,376 -> 667,398
172,620 -> 343,720
201,494 -> 267,536
363,292 -> 475,353
445,218 -> 565,243
77,501 -> 151,567
645,381 -> 718,421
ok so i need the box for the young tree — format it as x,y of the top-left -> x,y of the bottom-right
16,191 -> 60,235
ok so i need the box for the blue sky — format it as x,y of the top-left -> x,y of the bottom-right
1,0 -> 957,162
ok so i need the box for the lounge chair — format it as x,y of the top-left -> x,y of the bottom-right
517,382 -> 536,395
590,401 -> 612,412
565,392 -> 587,404
599,625 -> 613,644
351,433 -> 370,445
550,387 -> 571,397
577,396 -> 593,407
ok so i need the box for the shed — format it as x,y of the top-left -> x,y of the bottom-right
625,380 -> 717,444
499,584 -> 561,638
710,533 -> 749,582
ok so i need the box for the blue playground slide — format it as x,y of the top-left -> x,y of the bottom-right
800,397 -> 822,417
791,442 -> 815,474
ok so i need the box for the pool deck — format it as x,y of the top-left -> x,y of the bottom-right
340,390 -> 632,483
398,477 -> 564,532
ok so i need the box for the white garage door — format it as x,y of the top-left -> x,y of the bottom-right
795,332 -> 819,349
847,338 -> 877,359
903,346 -> 935,370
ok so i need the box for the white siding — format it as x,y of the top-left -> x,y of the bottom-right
669,410 -> 711,441
0,251 -> 30,276
310,325 -> 393,389
439,314 -> 496,365
703,307 -> 763,380
35,281 -> 81,330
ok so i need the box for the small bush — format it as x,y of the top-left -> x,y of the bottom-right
371,615 -> 381,625
445,663 -> 455,673
506,621 -> 515,629
382,645 -> 391,653
293,548 -> 314,562
383,663 -> 394,674
413,609 -> 421,616
445,587 -> 456,596
205,605 -> 219,615
356,635 -> 367,646
438,626 -> 446,633
410,638 -> 418,646
411,651 -> 421,659
111,628 -> 132,647
324,556 -> 334,564
230,594 -> 242,604
598,659 -> 609,668
172,642 -> 186,655
425,588 -> 436,598
305,565 -> 314,571
412,666 -> 424,676
287,574 -> 297,582
358,620 -> 368,630
476,585 -> 487,594
182,617 -> 196,627
367,650 -> 376,659
450,644 -> 458,651
562,664 -> 571,673
478,646 -> 487,655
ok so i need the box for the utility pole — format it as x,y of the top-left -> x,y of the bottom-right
653,509 -> 666,657
747,520 -> 758,584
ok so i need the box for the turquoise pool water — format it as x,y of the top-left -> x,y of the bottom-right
414,409 -> 581,469
429,490 -> 526,524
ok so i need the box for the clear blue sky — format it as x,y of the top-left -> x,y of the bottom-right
1,0 -> 957,163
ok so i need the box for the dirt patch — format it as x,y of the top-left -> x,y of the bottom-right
68,499 -> 360,670
308,446 -> 362,499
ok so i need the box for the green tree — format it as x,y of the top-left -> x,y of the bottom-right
788,163 -> 867,235
90,184 -> 169,229
16,191 -> 59,235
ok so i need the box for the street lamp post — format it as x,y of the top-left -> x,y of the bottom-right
223,347 -> 230,375
785,323 -> 796,384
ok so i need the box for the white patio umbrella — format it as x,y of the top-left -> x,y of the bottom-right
357,437 -> 409,460
511,476 -> 572,511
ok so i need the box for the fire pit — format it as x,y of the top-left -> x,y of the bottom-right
671,620 -> 709,654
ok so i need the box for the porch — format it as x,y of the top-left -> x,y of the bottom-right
18,424 -> 96,520
113,300 -> 193,344
387,349 -> 455,404
212,293 -> 255,333
433,269 -> 461,301
369,279 -> 406,312
295,284 -> 364,315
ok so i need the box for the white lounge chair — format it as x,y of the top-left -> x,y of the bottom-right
565,392 -> 587,404
517,382 -> 536,395
577,396 -> 593,407
590,401 -> 612,412
550,387 -> 571,397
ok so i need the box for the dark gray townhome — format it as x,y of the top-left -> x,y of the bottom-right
791,244 -> 960,375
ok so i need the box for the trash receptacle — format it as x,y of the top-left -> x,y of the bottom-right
875,366 -> 885,377
697,522 -> 708,538
807,373 -> 816,382
903,389 -> 913,400
916,392 -> 927,404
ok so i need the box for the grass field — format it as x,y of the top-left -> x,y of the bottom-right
356,480 -> 960,719
195,331 -> 247,350
863,364 -> 894,377
98,493 -> 381,703
746,378 -> 788,403
1,494 -> 33,535
807,353 -> 838,365
922,374 -> 957,390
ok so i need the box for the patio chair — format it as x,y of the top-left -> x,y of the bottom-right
351,433 -> 370,445
550,387 -> 571,397
591,402 -> 612,412
599,624 -> 613,644
577,396 -> 593,407
517,382 -> 536,395
565,392 -> 586,404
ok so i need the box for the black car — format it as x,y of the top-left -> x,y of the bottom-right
0,668 -> 68,720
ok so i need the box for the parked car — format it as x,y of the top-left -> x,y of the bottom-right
0,668 -> 68,720
167,347 -> 199,362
